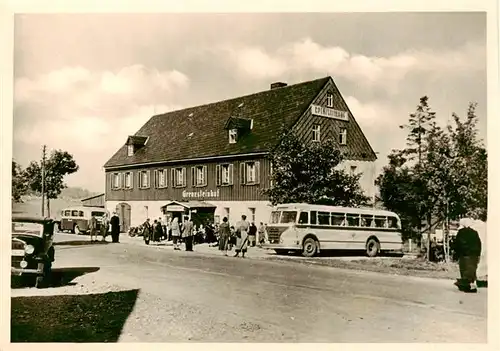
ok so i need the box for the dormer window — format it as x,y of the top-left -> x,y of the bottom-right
229,129 -> 237,144
326,93 -> 334,107
127,144 -> 134,156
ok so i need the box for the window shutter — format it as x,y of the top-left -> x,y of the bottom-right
182,167 -> 187,187
130,172 -> 134,189
147,170 -> 151,188
171,168 -> 175,187
240,162 -> 246,185
154,170 -> 158,188
120,173 -> 124,189
255,161 -> 260,184
164,169 -> 168,188
216,165 -> 221,186
139,171 -> 143,189
191,167 -> 196,187
203,165 -> 207,186
229,164 -> 234,185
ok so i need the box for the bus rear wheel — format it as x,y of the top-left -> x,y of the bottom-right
366,238 -> 380,257
302,238 -> 317,257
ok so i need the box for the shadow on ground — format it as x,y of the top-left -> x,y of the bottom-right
11,289 -> 140,342
11,267 -> 101,289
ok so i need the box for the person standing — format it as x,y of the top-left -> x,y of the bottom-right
101,213 -> 110,242
171,217 -> 181,250
218,217 -> 231,256
89,215 -> 98,242
182,216 -> 194,251
258,222 -> 266,247
248,222 -> 257,247
234,215 -> 250,258
110,212 -> 120,243
454,218 -> 482,293
142,218 -> 152,243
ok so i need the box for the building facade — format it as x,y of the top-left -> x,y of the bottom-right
104,77 -> 377,231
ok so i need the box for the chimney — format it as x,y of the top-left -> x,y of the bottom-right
270,82 -> 288,90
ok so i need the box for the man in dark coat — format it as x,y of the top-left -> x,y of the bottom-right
182,216 -> 194,251
110,212 -> 121,243
454,218 -> 482,293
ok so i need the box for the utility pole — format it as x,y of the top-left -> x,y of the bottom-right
41,145 -> 46,217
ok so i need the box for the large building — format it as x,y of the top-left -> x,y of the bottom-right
103,76 -> 377,231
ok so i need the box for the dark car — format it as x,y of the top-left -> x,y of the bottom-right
11,216 -> 55,288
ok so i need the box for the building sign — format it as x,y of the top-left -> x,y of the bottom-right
182,189 -> 220,199
166,205 -> 185,212
310,104 -> 349,121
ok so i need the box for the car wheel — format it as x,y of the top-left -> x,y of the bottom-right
35,261 -> 51,289
366,238 -> 380,257
302,238 -> 317,257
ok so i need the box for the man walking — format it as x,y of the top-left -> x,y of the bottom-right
171,217 -> 181,250
89,214 -> 98,242
258,222 -> 266,247
110,212 -> 121,243
454,218 -> 482,293
101,213 -> 110,242
234,215 -> 250,258
248,222 -> 257,247
182,216 -> 194,251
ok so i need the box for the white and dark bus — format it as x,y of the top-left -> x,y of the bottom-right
264,203 -> 403,257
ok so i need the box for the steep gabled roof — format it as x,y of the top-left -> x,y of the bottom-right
104,77 -> 330,168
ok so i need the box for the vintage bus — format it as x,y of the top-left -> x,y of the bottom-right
58,206 -> 109,235
263,203 -> 403,257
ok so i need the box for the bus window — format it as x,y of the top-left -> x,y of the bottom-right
374,216 -> 387,228
347,214 -> 360,227
331,213 -> 346,226
270,211 -> 281,224
71,210 -> 79,217
64,210 -> 71,216
78,211 -> 84,217
388,216 -> 399,229
280,211 -> 297,224
361,215 -> 374,227
310,211 -> 317,225
91,211 -> 106,217
298,212 -> 309,224
318,212 -> 330,225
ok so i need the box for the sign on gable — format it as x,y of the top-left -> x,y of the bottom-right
310,104 -> 349,121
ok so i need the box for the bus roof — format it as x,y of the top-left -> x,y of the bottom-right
273,203 -> 399,217
62,206 -> 108,212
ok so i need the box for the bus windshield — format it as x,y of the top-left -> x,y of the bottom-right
280,211 -> 297,224
270,211 -> 281,224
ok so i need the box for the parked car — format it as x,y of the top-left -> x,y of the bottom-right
11,216 -> 55,288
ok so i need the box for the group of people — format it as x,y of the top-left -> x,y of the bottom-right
142,216 -> 196,251
89,212 -> 121,243
216,215 -> 267,257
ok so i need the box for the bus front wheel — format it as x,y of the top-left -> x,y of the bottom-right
302,238 -> 318,257
366,238 -> 380,257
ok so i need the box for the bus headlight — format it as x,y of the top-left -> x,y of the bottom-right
24,245 -> 35,255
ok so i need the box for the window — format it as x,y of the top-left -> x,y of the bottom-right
216,163 -> 233,186
127,144 -> 134,156
71,210 -> 79,217
347,214 -> 360,227
192,166 -> 207,187
249,208 -> 256,223
91,211 -> 106,217
318,212 -> 330,225
172,167 -> 186,187
312,124 -> 321,142
326,93 -> 334,107
361,215 -> 374,227
270,211 -> 281,224
78,211 -> 84,217
339,128 -> 347,145
229,129 -> 237,144
310,211 -> 317,225
280,211 -> 297,224
156,169 -> 168,188
388,216 -> 399,229
350,165 -> 357,175
240,161 -> 260,185
112,173 -> 121,189
374,216 -> 388,228
298,211 -> 309,224
139,171 -> 150,188
124,172 -> 132,189
331,213 -> 346,226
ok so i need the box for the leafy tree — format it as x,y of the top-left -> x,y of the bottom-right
24,149 -> 79,217
263,130 -> 369,207
12,160 -> 28,202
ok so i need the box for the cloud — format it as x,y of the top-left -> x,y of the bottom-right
13,65 -> 188,191
224,38 -> 485,91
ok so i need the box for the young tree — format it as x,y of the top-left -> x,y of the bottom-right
263,130 -> 369,207
23,149 -> 79,217
12,160 -> 28,202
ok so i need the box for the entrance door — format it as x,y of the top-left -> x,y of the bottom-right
116,203 -> 131,233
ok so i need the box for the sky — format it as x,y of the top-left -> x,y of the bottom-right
12,12 -> 487,193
